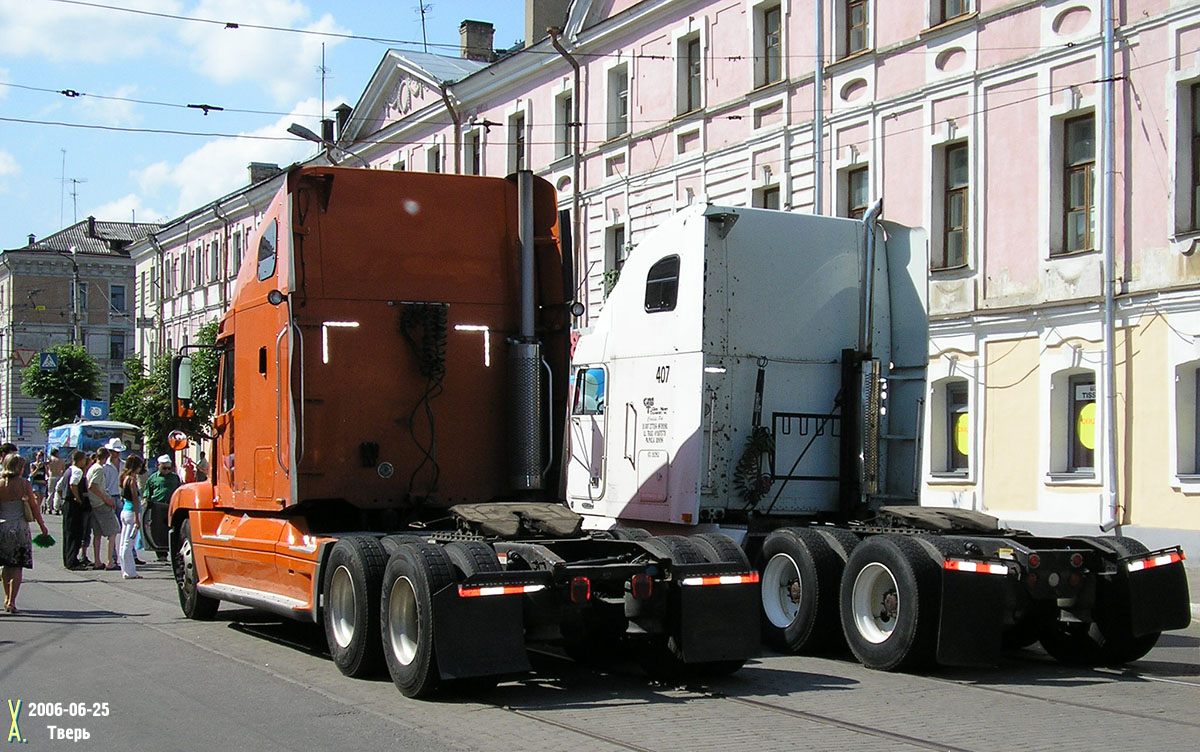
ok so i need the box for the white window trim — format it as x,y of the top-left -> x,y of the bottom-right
925,0 -> 973,30
1169,41 -> 1200,244
833,0 -> 873,60
672,19 -> 706,116
1164,307 -> 1200,493
505,100 -> 531,174
1040,339 -> 1104,487
747,0 -> 787,90
605,60 -> 630,141
925,355 -> 979,485
462,126 -> 485,176
1042,84 -> 1097,258
929,136 -> 971,272
552,77 -> 575,163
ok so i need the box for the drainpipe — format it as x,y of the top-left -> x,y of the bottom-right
1100,0 -> 1120,534
439,84 -> 462,174
549,27 -> 585,320
212,202 -> 231,311
814,0 -> 825,215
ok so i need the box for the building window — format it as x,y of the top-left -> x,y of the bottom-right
109,382 -> 124,402
846,0 -> 869,56
1062,113 -> 1095,254
232,232 -> 243,271
1067,374 -> 1096,473
946,380 -> 969,472
109,332 -> 125,362
845,166 -> 869,219
604,224 -> 628,297
754,186 -> 780,209
556,91 -> 574,160
934,0 -> 969,25
1175,362 -> 1200,477
644,255 -> 681,313
109,284 -> 126,313
608,65 -> 629,139
210,240 -> 220,280
679,35 -> 703,114
937,142 -> 969,270
392,158 -> 407,171
465,129 -> 482,175
755,4 -> 782,88
1191,84 -> 1200,230
427,144 -> 441,174
509,112 -> 526,172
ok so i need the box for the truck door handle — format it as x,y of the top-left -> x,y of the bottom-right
625,402 -> 637,468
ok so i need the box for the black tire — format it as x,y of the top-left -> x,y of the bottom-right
380,542 -> 455,698
643,535 -> 707,564
1039,535 -> 1160,666
611,527 -> 653,541
839,535 -> 941,671
759,528 -> 843,653
691,533 -> 751,567
443,541 -> 501,577
322,536 -> 388,677
173,517 -> 219,621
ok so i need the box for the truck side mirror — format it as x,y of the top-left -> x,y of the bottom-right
171,355 -> 195,419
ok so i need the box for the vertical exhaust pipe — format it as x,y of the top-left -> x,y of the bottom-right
510,171 -> 545,491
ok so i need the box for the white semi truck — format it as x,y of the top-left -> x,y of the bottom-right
569,201 -> 1191,670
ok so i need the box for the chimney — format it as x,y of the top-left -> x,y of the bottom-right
333,103 -> 352,140
525,0 -> 570,47
87,216 -> 97,238
248,162 -> 281,184
321,118 -> 335,143
27,234 -> 35,246
460,20 -> 495,62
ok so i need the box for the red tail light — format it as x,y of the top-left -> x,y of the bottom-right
1069,553 -> 1084,568
1028,554 -> 1041,569
631,573 -> 653,600
570,577 -> 591,604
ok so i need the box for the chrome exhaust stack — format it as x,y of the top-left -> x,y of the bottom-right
509,170 -> 546,492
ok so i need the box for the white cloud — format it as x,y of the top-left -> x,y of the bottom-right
180,0 -> 348,105
0,0 -> 182,62
0,150 -> 19,178
88,193 -> 166,225
77,85 -> 140,127
132,97 -> 322,218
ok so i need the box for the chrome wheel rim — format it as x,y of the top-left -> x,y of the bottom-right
328,565 -> 357,649
387,576 -> 419,666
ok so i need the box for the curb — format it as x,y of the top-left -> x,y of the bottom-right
1193,603 -> 1200,624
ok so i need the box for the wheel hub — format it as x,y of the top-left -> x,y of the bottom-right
761,553 -> 803,628
387,576 -> 420,666
851,561 -> 900,644
328,565 -> 357,649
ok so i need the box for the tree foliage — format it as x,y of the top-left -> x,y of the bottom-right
111,321 -> 220,457
20,344 -> 102,431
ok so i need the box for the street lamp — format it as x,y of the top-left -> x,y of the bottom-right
287,122 -> 370,168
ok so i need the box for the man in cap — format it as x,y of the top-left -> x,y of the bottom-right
143,455 -> 180,560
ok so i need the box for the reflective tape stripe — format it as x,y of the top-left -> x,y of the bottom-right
1126,551 -> 1185,573
679,572 -> 760,587
457,583 -> 545,597
943,559 -> 1009,576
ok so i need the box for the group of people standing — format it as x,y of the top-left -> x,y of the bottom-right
0,438 -> 185,614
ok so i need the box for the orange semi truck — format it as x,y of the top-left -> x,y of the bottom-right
166,166 -> 760,698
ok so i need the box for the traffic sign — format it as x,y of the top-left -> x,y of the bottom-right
39,352 -> 59,371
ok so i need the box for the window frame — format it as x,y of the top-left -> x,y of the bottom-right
109,283 -> 126,314
936,142 -> 969,270
464,128 -> 483,176
644,255 -> 681,314
1191,83 -> 1200,231
755,3 -> 783,89
945,380 -> 969,473
845,0 -> 870,56
109,331 -> 125,362
679,34 -> 703,115
607,64 -> 629,140
509,111 -> 527,173
1067,373 -> 1096,474
845,165 -> 870,219
555,90 -> 574,161
1060,113 -> 1096,255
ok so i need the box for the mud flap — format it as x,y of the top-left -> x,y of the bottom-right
936,569 -> 1006,667
1121,552 -> 1191,636
431,585 -> 532,680
676,581 -> 761,663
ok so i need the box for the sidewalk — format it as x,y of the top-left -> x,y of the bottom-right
1190,565 -> 1200,623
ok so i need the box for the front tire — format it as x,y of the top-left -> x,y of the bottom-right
173,518 -> 219,621
840,536 -> 941,671
322,536 -> 388,677
381,542 -> 454,698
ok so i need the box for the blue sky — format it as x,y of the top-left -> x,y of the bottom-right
0,0 -> 527,249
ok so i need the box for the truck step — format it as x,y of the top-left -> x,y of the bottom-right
197,582 -> 311,619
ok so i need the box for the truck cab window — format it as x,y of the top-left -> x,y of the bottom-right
219,344 -> 234,414
572,367 -> 606,415
257,219 -> 278,281
644,255 -> 680,313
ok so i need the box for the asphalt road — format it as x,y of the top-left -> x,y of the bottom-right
3,541 -> 1198,751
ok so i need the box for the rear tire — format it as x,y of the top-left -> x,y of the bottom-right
691,533 -> 751,567
1039,536 -> 1160,666
611,527 -> 652,541
643,535 -> 706,564
173,518 -> 218,621
443,541 -> 501,577
380,542 -> 454,698
759,528 -> 843,653
840,535 -> 941,671
322,536 -> 388,677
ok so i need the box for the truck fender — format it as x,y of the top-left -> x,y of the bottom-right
168,481 -> 217,519
913,537 -> 1006,667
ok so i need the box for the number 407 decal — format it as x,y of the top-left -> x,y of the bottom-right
655,365 -> 670,383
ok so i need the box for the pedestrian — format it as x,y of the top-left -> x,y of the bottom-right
116,456 -> 144,579
46,449 -> 65,514
181,454 -> 196,483
86,447 -> 120,570
196,451 -> 210,482
61,450 -> 89,570
0,443 -> 17,460
76,454 -> 95,567
1,453 -> 50,613
30,450 -> 48,515
144,455 -> 180,560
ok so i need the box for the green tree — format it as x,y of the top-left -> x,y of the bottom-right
20,344 -> 102,430
111,321 -> 220,456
